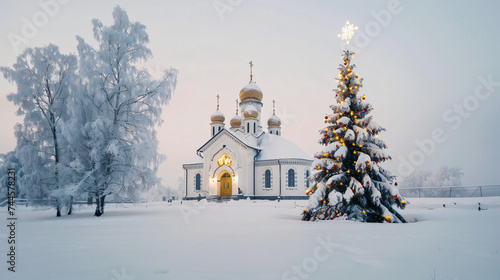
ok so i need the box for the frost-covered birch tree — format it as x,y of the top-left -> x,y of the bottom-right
1,45 -> 77,216
74,6 -> 177,216
0,151 -> 22,202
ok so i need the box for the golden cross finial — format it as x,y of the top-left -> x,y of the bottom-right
338,21 -> 358,45
235,99 -> 239,114
249,61 -> 253,82
272,99 -> 276,115
216,94 -> 220,110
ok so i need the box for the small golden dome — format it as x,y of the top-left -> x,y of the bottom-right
211,110 -> 225,124
243,105 -> 258,119
268,114 -> 281,127
239,82 -> 263,102
230,115 -> 242,127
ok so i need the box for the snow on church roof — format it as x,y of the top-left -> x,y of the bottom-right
240,81 -> 263,101
244,104 -> 257,113
268,114 -> 280,122
267,114 -> 281,126
196,129 -> 312,162
240,81 -> 262,94
243,104 -> 258,119
211,110 -> 225,118
257,133 -> 313,161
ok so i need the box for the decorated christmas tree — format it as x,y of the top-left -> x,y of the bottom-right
303,21 -> 407,223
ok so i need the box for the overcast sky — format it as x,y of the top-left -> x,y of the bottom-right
1,0 -> 499,190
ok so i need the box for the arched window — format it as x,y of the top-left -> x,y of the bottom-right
195,173 -> 201,190
253,122 -> 256,133
265,170 -> 271,188
305,170 -> 310,189
288,169 -> 295,187
218,126 -> 221,131
212,127 -> 215,136
247,123 -> 250,133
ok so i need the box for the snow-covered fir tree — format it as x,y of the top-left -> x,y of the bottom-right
303,21 -> 406,223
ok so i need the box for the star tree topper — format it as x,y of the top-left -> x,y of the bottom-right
338,21 -> 358,44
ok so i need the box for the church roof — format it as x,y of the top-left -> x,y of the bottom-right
210,110 -> 225,123
196,129 -> 312,162
230,114 -> 242,127
239,81 -> 263,101
243,104 -> 258,119
244,104 -> 257,113
256,133 -> 313,161
211,110 -> 224,118
197,129 -> 260,156
267,114 -> 281,127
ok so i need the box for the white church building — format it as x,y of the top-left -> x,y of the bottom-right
182,64 -> 313,200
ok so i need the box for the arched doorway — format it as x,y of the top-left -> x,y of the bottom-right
219,172 -> 232,197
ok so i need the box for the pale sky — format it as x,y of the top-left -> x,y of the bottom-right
1,0 -> 499,190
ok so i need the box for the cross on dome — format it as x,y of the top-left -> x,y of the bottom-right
249,61 -> 253,82
211,95 -> 225,124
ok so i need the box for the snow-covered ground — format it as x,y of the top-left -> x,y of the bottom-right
1,197 -> 499,280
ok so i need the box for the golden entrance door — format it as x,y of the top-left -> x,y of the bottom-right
220,172 -> 232,197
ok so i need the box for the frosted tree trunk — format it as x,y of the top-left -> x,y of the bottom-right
51,113 -> 62,217
94,195 -> 106,217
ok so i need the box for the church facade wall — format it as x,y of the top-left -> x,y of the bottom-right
184,158 -> 312,200
254,159 -> 312,199
196,133 -> 259,198
183,163 -> 204,198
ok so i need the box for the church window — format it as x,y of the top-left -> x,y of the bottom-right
247,123 -> 250,133
253,122 -> 256,133
218,126 -> 221,132
195,173 -> 201,190
305,170 -> 310,189
288,169 -> 296,187
265,169 -> 271,188
212,127 -> 215,136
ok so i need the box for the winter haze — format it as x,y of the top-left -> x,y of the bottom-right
1,0 -> 499,191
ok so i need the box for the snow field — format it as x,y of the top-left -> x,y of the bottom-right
1,197 -> 499,280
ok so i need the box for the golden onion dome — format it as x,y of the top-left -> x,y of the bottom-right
230,114 -> 242,127
243,105 -> 258,119
210,110 -> 225,124
239,81 -> 263,102
267,114 -> 281,127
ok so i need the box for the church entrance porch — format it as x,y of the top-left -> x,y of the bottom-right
219,172 -> 232,197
